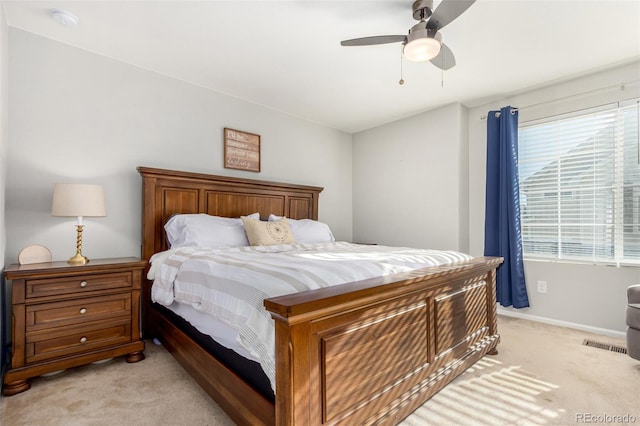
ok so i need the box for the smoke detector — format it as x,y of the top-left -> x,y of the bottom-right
51,9 -> 78,27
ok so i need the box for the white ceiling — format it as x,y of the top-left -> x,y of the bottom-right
3,1 -> 640,133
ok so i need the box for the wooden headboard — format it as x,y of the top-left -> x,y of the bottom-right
137,167 -> 324,261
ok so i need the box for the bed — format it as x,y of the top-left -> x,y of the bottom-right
138,166 -> 503,426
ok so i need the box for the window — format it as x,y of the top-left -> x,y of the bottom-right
518,100 -> 640,265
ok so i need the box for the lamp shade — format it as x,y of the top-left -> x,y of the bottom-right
52,183 -> 106,217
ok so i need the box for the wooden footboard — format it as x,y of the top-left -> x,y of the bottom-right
265,256 -> 502,425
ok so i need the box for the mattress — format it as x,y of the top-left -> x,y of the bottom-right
155,302 -> 275,402
165,300 -> 259,363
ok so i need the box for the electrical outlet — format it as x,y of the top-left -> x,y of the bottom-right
537,280 -> 547,293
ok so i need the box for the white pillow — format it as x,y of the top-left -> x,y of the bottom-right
268,214 -> 335,243
165,213 -> 260,248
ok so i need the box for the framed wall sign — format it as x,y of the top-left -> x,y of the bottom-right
224,128 -> 261,172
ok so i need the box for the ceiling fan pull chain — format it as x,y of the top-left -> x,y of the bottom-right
399,45 -> 405,85
441,52 -> 445,87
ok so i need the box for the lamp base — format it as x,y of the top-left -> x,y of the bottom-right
68,224 -> 89,265
68,253 -> 89,265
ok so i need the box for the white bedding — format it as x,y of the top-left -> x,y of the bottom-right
149,241 -> 473,391
164,301 -> 259,362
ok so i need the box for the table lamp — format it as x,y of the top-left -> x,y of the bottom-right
51,183 -> 106,264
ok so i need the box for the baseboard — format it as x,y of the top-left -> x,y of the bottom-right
496,307 -> 626,339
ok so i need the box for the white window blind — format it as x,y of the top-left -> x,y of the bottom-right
518,100 -> 640,265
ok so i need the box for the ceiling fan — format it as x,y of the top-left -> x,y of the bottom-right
340,0 -> 475,70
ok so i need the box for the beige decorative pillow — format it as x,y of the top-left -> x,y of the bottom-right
241,217 -> 296,246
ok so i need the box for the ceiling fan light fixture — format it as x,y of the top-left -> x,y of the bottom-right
403,28 -> 442,62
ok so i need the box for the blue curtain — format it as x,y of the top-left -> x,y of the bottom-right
484,106 -> 530,308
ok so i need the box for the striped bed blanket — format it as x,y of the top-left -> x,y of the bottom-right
149,241 -> 473,391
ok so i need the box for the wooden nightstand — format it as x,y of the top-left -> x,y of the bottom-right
2,257 -> 147,396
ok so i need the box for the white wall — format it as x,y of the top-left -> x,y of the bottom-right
0,3 -> 8,373
353,61 -> 639,334
5,29 -> 353,264
352,103 -> 468,252
6,27 -> 639,338
468,61 -> 640,334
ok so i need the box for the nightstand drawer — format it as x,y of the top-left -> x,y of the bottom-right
25,318 -> 132,364
26,293 -> 132,331
26,272 -> 132,300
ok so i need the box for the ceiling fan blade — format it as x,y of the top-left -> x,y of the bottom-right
430,43 -> 456,70
427,0 -> 475,31
340,35 -> 406,47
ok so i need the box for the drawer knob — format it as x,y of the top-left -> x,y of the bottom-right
80,337 -> 88,344
80,281 -> 88,288
79,308 -> 87,314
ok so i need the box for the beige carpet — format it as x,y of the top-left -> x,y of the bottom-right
1,316 -> 638,425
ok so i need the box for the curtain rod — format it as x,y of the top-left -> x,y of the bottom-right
479,81 -> 639,120
485,107 -> 518,119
